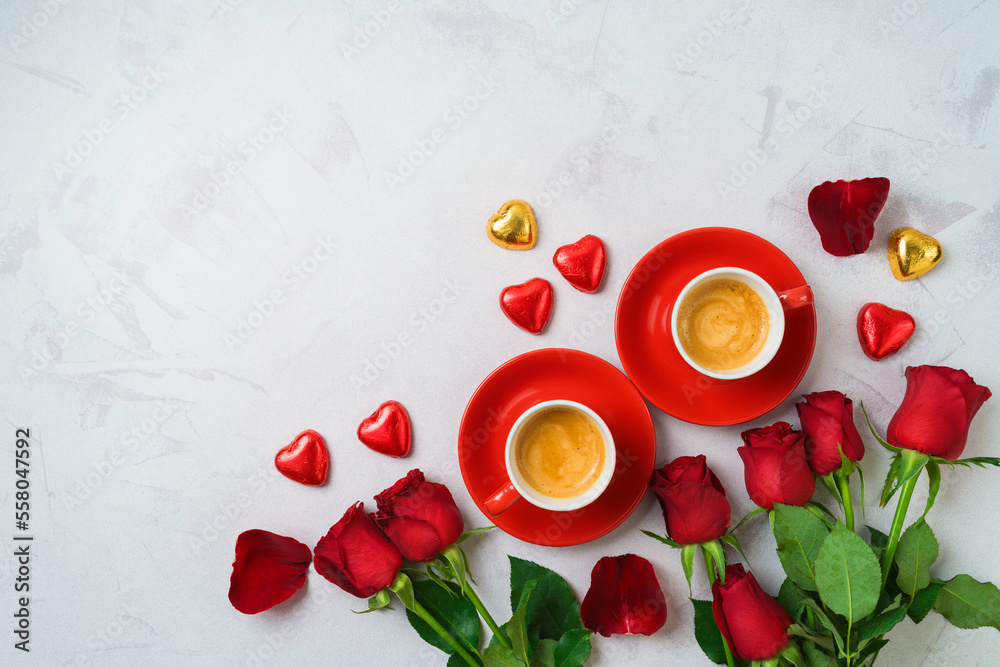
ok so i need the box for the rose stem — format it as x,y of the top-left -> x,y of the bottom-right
880,472 -> 920,587
463,585 -> 511,650
412,599 -> 482,667
703,549 -> 737,667
837,473 -> 855,532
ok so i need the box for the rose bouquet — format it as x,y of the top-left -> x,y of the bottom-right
645,365 -> 997,667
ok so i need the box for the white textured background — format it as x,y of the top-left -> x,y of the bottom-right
2,1 -> 999,665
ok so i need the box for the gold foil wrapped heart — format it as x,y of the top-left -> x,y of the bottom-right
888,227 -> 942,281
488,200 -> 537,250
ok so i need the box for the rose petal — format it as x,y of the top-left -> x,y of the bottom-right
229,529 -> 312,615
808,178 -> 890,256
314,502 -> 403,598
581,554 -> 667,637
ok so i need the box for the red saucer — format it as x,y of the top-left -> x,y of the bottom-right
458,349 -> 656,546
615,227 -> 817,426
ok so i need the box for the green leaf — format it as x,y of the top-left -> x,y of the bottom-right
553,628 -> 591,667
447,654 -> 467,667
814,523 -> 881,624
484,643 -> 527,667
786,623 -> 834,652
801,640 -> 837,667
777,578 -> 809,623
867,525 -> 889,551
907,581 -> 944,624
733,506 -> 767,531
509,556 -> 582,640
770,503 -> 830,592
800,598 -> 846,656
532,641 -> 556,667
894,521 -> 939,598
641,529 -> 681,548
681,544 -> 697,594
532,639 -> 556,667
857,603 -> 907,640
457,526 -> 495,543
933,575 -> 1000,631
507,580 -> 539,664
692,598 -> 727,665
854,638 -> 888,665
405,579 -> 481,657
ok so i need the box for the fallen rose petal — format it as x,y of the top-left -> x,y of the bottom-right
807,177 -> 890,256
229,529 -> 312,614
581,554 -> 667,637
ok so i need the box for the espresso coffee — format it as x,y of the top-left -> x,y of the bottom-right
676,278 -> 769,371
514,406 -> 606,500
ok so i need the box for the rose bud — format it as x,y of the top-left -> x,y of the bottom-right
314,502 -> 403,598
739,422 -> 815,509
650,455 -> 731,545
712,563 -> 793,661
796,391 -> 866,475
371,469 -> 464,562
228,530 -> 312,614
887,366 -> 992,460
581,554 -> 667,637
807,177 -> 890,256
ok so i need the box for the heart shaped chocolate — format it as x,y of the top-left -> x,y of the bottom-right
553,235 -> 607,293
888,227 -> 942,280
275,430 -> 329,486
488,200 -> 537,250
857,302 -> 915,360
357,400 -> 411,458
500,278 -> 553,334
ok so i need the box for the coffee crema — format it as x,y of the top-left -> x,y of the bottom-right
676,278 -> 769,371
514,406 -> 605,500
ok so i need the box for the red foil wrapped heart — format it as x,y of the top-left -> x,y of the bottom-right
553,235 -> 607,293
857,303 -> 915,360
500,278 -> 553,334
358,400 -> 412,458
275,430 -> 329,486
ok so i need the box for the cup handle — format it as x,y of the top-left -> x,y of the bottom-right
777,285 -> 813,310
484,482 -> 521,516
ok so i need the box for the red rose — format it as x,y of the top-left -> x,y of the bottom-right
739,422 -> 815,509
581,554 -> 667,637
712,564 -> 792,661
796,391 -> 866,475
887,366 -> 992,460
650,455 -> 731,545
807,177 -> 890,256
228,530 -> 312,614
314,502 -> 403,598
371,469 -> 464,562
